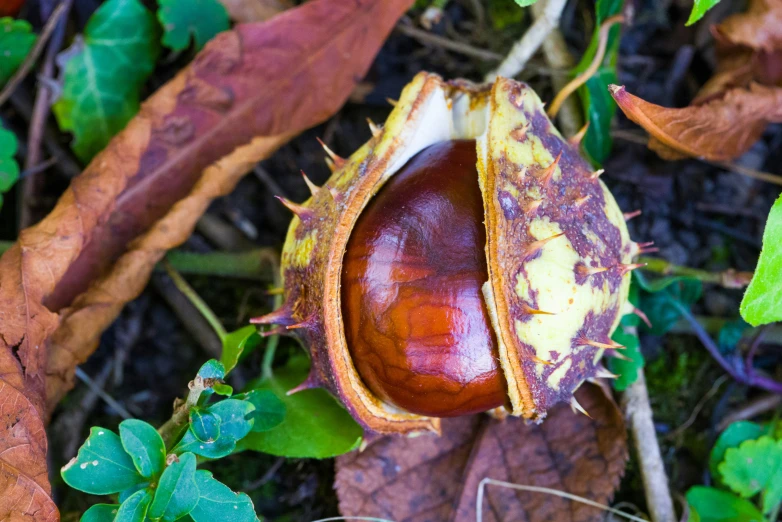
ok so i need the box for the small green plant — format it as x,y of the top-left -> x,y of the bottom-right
687,0 -> 722,26
687,420 -> 782,521
62,358 -> 281,521
157,0 -> 229,52
0,17 -> 36,86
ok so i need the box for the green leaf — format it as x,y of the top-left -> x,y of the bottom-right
53,0 -> 159,161
62,427 -> 145,495
741,195 -> 782,326
711,421 -> 768,481
189,470 -> 259,522
120,482 -> 151,503
574,0 -> 624,164
719,436 -> 782,514
608,324 -> 643,391
686,0 -> 721,26
198,359 -> 226,380
115,488 -> 152,522
233,389 -> 286,432
0,123 -> 20,206
148,452 -> 199,522
513,0 -> 539,6
80,504 -> 120,522
686,486 -> 766,522
189,407 -> 221,443
119,419 -> 166,479
239,354 -> 363,458
0,17 -> 36,86
221,326 -> 261,375
157,0 -> 229,51
637,273 -> 702,336
213,383 -> 233,396
174,399 -> 255,458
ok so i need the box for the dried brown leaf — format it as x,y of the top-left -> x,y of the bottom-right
717,0 -> 782,52
610,83 -> 782,161
0,0 -> 411,516
219,0 -> 293,23
335,384 -> 627,522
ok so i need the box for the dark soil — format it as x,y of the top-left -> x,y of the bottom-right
2,0 -> 781,520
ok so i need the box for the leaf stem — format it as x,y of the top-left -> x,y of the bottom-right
675,303 -> 782,394
158,376 -> 209,450
637,256 -> 753,289
162,259 -> 228,342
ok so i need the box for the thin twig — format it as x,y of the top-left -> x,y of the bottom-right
485,0 -> 569,81
74,367 -> 133,420
0,2 -> 68,108
547,15 -> 624,118
476,479 -> 649,522
621,350 -> 677,522
638,256 -> 753,289
162,259 -> 228,341
612,129 -> 782,186
395,21 -> 503,62
717,394 -> 782,432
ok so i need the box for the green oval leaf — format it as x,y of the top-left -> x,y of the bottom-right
189,470 -> 259,522
53,0 -> 160,161
62,427 -> 145,495
197,359 -> 226,380
686,486 -> 765,522
148,453 -> 199,522
741,194 -> 782,326
157,0 -> 229,51
221,325 -> 262,375
80,504 -> 119,522
189,407 -> 221,443
234,389 -> 286,432
238,354 -> 362,458
0,17 -> 36,86
115,488 -> 152,522
119,419 -> 166,478
174,429 -> 236,459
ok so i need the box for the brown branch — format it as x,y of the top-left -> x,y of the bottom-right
638,256 -> 753,289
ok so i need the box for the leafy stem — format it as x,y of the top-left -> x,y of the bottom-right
157,374 -> 212,449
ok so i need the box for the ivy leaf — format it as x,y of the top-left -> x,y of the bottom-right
53,0 -> 160,162
710,421 -> 768,482
573,0 -> 624,164
80,504 -> 120,522
148,452 -> 199,522
233,389 -> 286,432
119,419 -> 166,478
158,0 -> 229,51
719,436 -> 782,515
61,427 -> 145,495
741,194 -> 782,326
608,322 -> 643,391
189,407 -> 221,443
718,318 -> 751,353
686,486 -> 766,522
0,17 -> 36,86
687,0 -> 722,26
636,273 -> 702,336
189,470 -> 259,522
239,354 -> 363,458
221,325 -> 261,375
114,488 -> 152,522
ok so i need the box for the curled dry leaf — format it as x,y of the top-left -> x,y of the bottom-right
335,384 -> 627,522
612,0 -> 782,161
610,83 -> 782,161
0,0 -> 412,517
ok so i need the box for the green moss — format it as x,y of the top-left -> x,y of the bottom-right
488,0 -> 526,30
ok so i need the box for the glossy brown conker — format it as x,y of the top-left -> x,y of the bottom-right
341,140 -> 507,417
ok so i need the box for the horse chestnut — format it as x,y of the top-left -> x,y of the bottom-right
342,140 -> 506,417
255,73 -> 642,434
